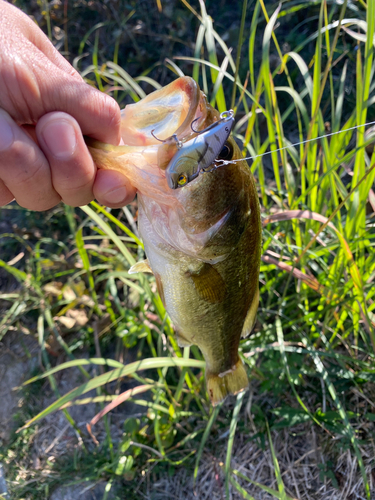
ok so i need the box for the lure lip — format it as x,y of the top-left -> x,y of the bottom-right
166,109 -> 235,189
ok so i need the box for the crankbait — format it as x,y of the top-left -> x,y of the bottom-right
164,110 -> 235,189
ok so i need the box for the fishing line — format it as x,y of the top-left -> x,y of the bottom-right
215,119 -> 375,166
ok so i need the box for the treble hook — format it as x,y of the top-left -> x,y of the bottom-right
190,109 -> 235,135
151,129 -> 183,149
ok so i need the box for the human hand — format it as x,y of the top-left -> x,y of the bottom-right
0,1 -> 136,210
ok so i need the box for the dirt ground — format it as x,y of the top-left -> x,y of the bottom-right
1,329 -> 374,499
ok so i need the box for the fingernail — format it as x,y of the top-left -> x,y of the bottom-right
103,186 -> 128,205
0,111 -> 14,151
41,120 -> 77,159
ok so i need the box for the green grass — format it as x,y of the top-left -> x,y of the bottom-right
1,0 -> 375,498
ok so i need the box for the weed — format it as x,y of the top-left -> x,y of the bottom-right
1,0 -> 375,499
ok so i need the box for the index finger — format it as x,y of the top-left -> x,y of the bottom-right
0,38 -> 121,145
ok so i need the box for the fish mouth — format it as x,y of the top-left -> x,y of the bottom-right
89,76 -> 226,219
119,77 -> 217,147
119,76 -> 224,197
88,77 -> 216,204
89,77 -> 221,201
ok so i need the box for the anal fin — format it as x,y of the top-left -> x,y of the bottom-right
129,259 -> 153,275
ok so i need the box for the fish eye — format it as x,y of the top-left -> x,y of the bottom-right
177,173 -> 188,186
217,141 -> 233,161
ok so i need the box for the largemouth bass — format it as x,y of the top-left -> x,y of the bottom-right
88,77 -> 261,405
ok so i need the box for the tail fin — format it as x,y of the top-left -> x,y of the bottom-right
206,358 -> 249,406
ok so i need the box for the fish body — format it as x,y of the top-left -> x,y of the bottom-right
88,77 -> 261,405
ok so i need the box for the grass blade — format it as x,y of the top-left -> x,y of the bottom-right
229,476 -> 256,500
225,391 -> 245,499
19,357 -> 205,430
266,421 -> 288,500
232,469 -> 297,500
311,352 -> 370,498
193,404 -> 222,485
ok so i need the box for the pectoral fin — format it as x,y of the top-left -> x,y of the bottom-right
241,287 -> 259,338
186,263 -> 226,304
129,259 -> 153,274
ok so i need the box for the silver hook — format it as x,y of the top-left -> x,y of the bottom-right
150,129 -> 164,142
190,109 -> 235,135
151,130 -> 182,149
190,117 -> 203,134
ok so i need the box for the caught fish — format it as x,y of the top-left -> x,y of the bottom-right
87,77 -> 262,405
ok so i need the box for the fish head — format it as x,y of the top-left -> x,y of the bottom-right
88,76 -> 215,205
88,76 -> 253,260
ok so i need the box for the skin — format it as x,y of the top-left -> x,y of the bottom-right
0,1 -> 136,211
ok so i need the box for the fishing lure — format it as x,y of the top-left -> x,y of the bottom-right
162,110 -> 235,189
